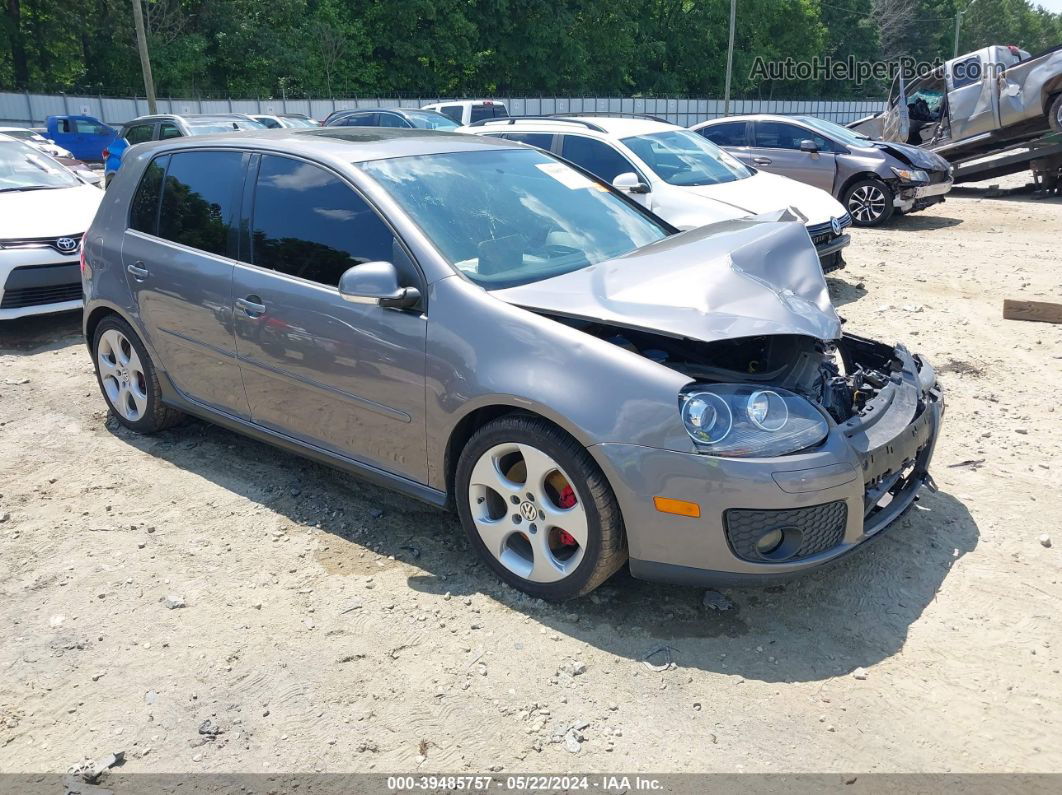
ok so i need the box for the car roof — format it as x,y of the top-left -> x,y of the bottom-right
424,99 -> 507,106
124,113 -> 255,125
695,114 -> 818,126
126,126 -> 522,164
469,115 -> 676,138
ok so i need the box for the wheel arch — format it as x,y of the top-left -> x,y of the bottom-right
84,303 -> 131,351
442,401 -> 599,508
838,170 -> 889,202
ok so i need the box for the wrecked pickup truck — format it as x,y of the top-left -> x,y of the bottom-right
850,44 -> 1062,158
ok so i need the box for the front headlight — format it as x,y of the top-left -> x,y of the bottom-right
891,166 -> 929,183
680,384 -> 829,457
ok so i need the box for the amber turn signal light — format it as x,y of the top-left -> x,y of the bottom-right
652,496 -> 701,518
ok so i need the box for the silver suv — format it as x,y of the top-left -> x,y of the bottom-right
83,127 -> 943,599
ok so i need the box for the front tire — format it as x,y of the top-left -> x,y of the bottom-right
92,315 -> 182,433
455,415 -> 627,600
844,178 -> 895,226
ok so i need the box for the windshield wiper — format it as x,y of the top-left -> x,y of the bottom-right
0,184 -> 60,193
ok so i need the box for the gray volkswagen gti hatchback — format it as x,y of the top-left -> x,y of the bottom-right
83,127 -> 944,600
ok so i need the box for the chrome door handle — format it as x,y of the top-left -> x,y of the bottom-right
236,296 -> 266,317
126,262 -> 149,280
752,157 -> 772,165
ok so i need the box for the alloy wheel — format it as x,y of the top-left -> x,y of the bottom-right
97,328 -> 148,422
467,442 -> 587,583
848,184 -> 887,224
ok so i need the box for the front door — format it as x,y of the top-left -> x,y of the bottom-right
557,133 -> 649,207
121,149 -> 250,418
747,120 -> 837,193
881,74 -> 911,143
232,154 -> 428,482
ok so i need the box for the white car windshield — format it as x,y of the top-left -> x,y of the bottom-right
360,148 -> 669,289
622,129 -> 752,186
0,140 -> 80,191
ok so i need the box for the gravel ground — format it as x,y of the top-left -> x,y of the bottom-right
0,176 -> 1060,776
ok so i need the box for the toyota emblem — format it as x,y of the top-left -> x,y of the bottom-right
56,237 -> 78,253
830,216 -> 842,236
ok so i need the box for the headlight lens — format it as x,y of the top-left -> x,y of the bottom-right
680,384 -> 829,457
891,166 -> 929,183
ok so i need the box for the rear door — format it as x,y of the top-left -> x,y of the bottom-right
747,120 -> 837,192
231,153 -> 428,481
121,149 -> 250,417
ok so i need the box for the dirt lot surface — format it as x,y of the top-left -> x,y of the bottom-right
1,177 -> 1060,776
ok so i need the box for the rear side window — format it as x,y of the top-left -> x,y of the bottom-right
377,113 -> 408,128
505,132 -> 554,150
124,124 -> 154,144
342,113 -> 378,127
129,156 -> 168,234
558,135 -> 637,183
438,105 -> 463,122
250,155 -> 397,287
158,151 -> 244,257
469,104 -> 508,123
699,121 -> 747,146
159,122 -> 182,139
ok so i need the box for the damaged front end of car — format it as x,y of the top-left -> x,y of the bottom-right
493,218 -> 944,584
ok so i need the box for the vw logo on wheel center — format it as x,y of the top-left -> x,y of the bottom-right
55,237 -> 78,253
519,501 -> 538,521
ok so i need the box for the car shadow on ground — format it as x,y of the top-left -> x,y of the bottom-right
950,183 -> 1062,204
106,406 -> 978,686
0,311 -> 82,355
884,213 -> 963,231
826,276 -> 867,309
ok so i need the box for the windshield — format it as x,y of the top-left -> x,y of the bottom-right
360,148 -> 669,288
403,111 -> 460,131
796,116 -> 871,145
3,129 -> 41,142
187,119 -> 266,134
0,140 -> 80,190
622,129 -> 752,186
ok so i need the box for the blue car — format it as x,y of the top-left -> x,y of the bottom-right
103,114 -> 266,187
45,115 -> 118,161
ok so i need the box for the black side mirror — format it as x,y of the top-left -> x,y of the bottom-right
339,261 -> 420,309
799,139 -> 819,153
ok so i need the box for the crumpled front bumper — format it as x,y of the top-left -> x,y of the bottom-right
590,335 -> 944,587
895,177 -> 953,212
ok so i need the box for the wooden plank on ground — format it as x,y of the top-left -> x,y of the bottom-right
1002,299 -> 1062,324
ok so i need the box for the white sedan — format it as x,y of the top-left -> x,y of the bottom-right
461,115 -> 853,272
0,135 -> 103,320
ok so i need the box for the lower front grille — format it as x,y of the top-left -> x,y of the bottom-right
724,501 -> 848,563
1,283 -> 83,309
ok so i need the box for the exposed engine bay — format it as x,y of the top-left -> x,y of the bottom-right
547,316 -> 902,425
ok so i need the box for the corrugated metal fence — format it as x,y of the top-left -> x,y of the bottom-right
0,91 -> 883,128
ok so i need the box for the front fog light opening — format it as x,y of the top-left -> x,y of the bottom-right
755,526 -> 802,561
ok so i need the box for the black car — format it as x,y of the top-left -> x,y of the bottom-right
322,108 -> 460,131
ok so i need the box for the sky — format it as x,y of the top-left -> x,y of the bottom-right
1033,0 -> 1062,12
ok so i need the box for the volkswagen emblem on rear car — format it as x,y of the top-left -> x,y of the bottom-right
830,216 -> 842,236
55,237 -> 78,253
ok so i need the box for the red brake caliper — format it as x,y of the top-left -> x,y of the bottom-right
557,485 -> 578,546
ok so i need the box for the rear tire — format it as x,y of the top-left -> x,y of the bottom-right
1048,93 -> 1062,133
92,315 -> 182,434
455,415 -> 627,600
844,178 -> 895,227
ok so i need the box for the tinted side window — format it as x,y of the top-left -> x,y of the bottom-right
129,156 -> 168,234
159,122 -> 182,139
125,124 -> 154,144
342,113 -> 378,127
158,151 -> 243,257
558,135 -> 637,183
505,132 -> 554,150
951,56 -> 982,89
469,104 -> 507,123
250,155 -> 397,288
439,105 -> 463,122
377,113 -> 408,128
699,121 -> 747,147
753,121 -> 830,151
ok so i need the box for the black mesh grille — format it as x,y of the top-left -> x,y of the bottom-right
1,283 -> 83,309
724,501 -> 848,563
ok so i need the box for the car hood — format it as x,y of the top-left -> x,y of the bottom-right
492,216 -> 841,344
680,170 -> 846,226
874,141 -> 950,171
0,183 -> 102,239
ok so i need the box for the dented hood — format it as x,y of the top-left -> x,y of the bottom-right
492,217 -> 842,343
